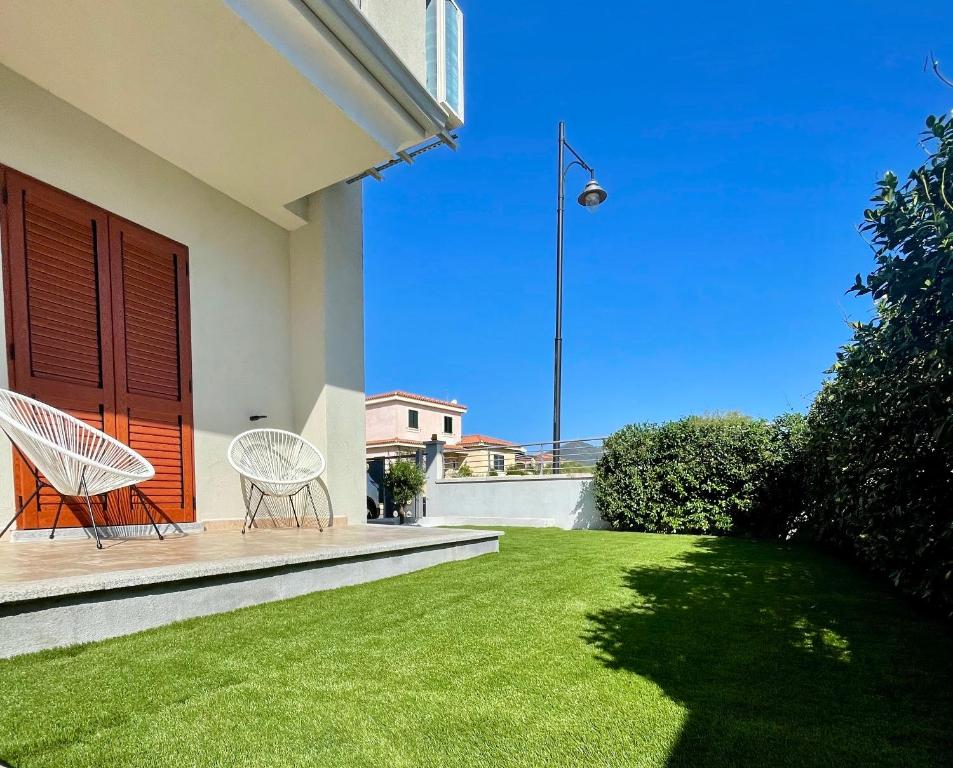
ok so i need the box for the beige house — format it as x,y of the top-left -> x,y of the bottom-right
0,0 -> 464,533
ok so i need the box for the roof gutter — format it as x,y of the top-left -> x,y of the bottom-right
299,0 -> 455,142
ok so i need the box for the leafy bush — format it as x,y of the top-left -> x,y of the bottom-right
505,465 -> 527,476
594,413 -> 790,535
456,464 -> 473,478
805,115 -> 953,614
745,413 -> 810,539
385,460 -> 425,515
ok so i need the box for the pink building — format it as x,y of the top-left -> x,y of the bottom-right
365,391 -> 523,475
365,391 -> 467,457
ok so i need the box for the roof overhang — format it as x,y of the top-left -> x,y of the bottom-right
0,0 -> 454,230
365,393 -> 468,413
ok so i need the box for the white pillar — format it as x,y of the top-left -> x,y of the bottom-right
289,181 -> 366,526
423,439 -> 445,517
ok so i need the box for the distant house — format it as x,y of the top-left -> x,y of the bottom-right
365,392 -> 521,474
366,391 -> 467,459
445,434 -> 523,475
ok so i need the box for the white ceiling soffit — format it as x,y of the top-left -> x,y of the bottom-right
0,0 -> 449,230
226,0 -> 451,152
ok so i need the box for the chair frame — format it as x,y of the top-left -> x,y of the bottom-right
0,391 -> 161,549
227,429 -> 327,535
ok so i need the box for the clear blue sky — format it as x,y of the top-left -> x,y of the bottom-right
364,0 -> 951,442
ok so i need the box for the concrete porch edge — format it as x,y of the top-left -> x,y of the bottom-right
0,527 -> 502,658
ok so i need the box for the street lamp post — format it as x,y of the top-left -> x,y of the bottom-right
553,121 -> 607,471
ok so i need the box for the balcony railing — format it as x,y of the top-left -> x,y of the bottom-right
443,437 -> 606,479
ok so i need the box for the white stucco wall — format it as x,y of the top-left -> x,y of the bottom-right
424,476 -> 607,530
290,184 -> 367,526
0,64 -> 365,527
363,0 -> 428,85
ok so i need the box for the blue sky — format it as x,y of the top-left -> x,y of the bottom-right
364,0 -> 951,442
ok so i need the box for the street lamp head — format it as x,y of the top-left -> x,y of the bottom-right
577,178 -> 608,211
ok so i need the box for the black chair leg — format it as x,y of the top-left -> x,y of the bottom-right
243,487 -> 265,534
133,488 -> 165,541
289,495 -> 300,528
306,484 -> 324,532
0,483 -> 42,540
49,497 -> 65,539
79,475 -> 103,550
0,506 -> 25,541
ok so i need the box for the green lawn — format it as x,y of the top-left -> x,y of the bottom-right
1,528 -> 952,767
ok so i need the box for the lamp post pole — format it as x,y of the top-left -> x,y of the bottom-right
552,121 -> 607,472
553,121 -> 567,470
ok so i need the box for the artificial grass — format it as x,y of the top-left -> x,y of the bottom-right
1,528 -> 951,767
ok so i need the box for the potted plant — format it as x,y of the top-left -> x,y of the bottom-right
384,460 -> 426,524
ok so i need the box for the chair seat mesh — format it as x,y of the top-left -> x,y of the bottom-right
228,429 -> 326,497
0,390 -> 155,497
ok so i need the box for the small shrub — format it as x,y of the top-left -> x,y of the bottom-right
385,460 -> 425,516
456,464 -> 473,478
505,465 -> 527,476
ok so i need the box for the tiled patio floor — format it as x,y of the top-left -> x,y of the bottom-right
0,525 -> 502,603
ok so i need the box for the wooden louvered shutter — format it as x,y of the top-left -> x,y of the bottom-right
109,217 -> 195,523
1,169 -> 116,529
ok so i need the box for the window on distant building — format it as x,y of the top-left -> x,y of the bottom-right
408,409 -> 419,429
492,454 -> 505,472
443,415 -> 453,433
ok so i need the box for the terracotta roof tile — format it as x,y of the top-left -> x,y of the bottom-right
366,437 -> 425,447
365,391 -> 467,410
459,433 -> 517,447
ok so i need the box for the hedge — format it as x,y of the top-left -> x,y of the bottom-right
804,115 -> 953,615
594,413 -> 807,536
594,115 -> 953,615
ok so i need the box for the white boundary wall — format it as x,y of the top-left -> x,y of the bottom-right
423,468 -> 607,530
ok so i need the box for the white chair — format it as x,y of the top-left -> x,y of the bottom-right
228,429 -> 326,534
0,389 -> 158,548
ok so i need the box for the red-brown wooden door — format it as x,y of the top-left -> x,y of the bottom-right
1,169 -> 117,528
109,218 -> 194,524
0,166 -> 195,528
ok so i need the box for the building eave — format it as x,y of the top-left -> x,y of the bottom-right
365,391 -> 468,413
300,0 -> 458,142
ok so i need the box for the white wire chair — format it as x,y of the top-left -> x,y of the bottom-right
227,429 -> 327,534
0,389 -> 158,548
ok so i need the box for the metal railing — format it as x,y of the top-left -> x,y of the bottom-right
442,437 -> 606,479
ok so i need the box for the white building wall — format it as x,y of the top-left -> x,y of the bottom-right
290,183 -> 367,525
362,0 -> 428,85
424,476 -> 607,530
0,64 -> 366,527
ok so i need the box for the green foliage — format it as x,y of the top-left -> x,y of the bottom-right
384,460 -> 425,511
504,464 -> 527,475
744,412 -> 810,539
594,413 -> 801,535
553,460 -> 593,475
456,464 -> 473,478
805,114 -> 953,614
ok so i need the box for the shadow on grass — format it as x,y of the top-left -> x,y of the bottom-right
584,537 -> 953,767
